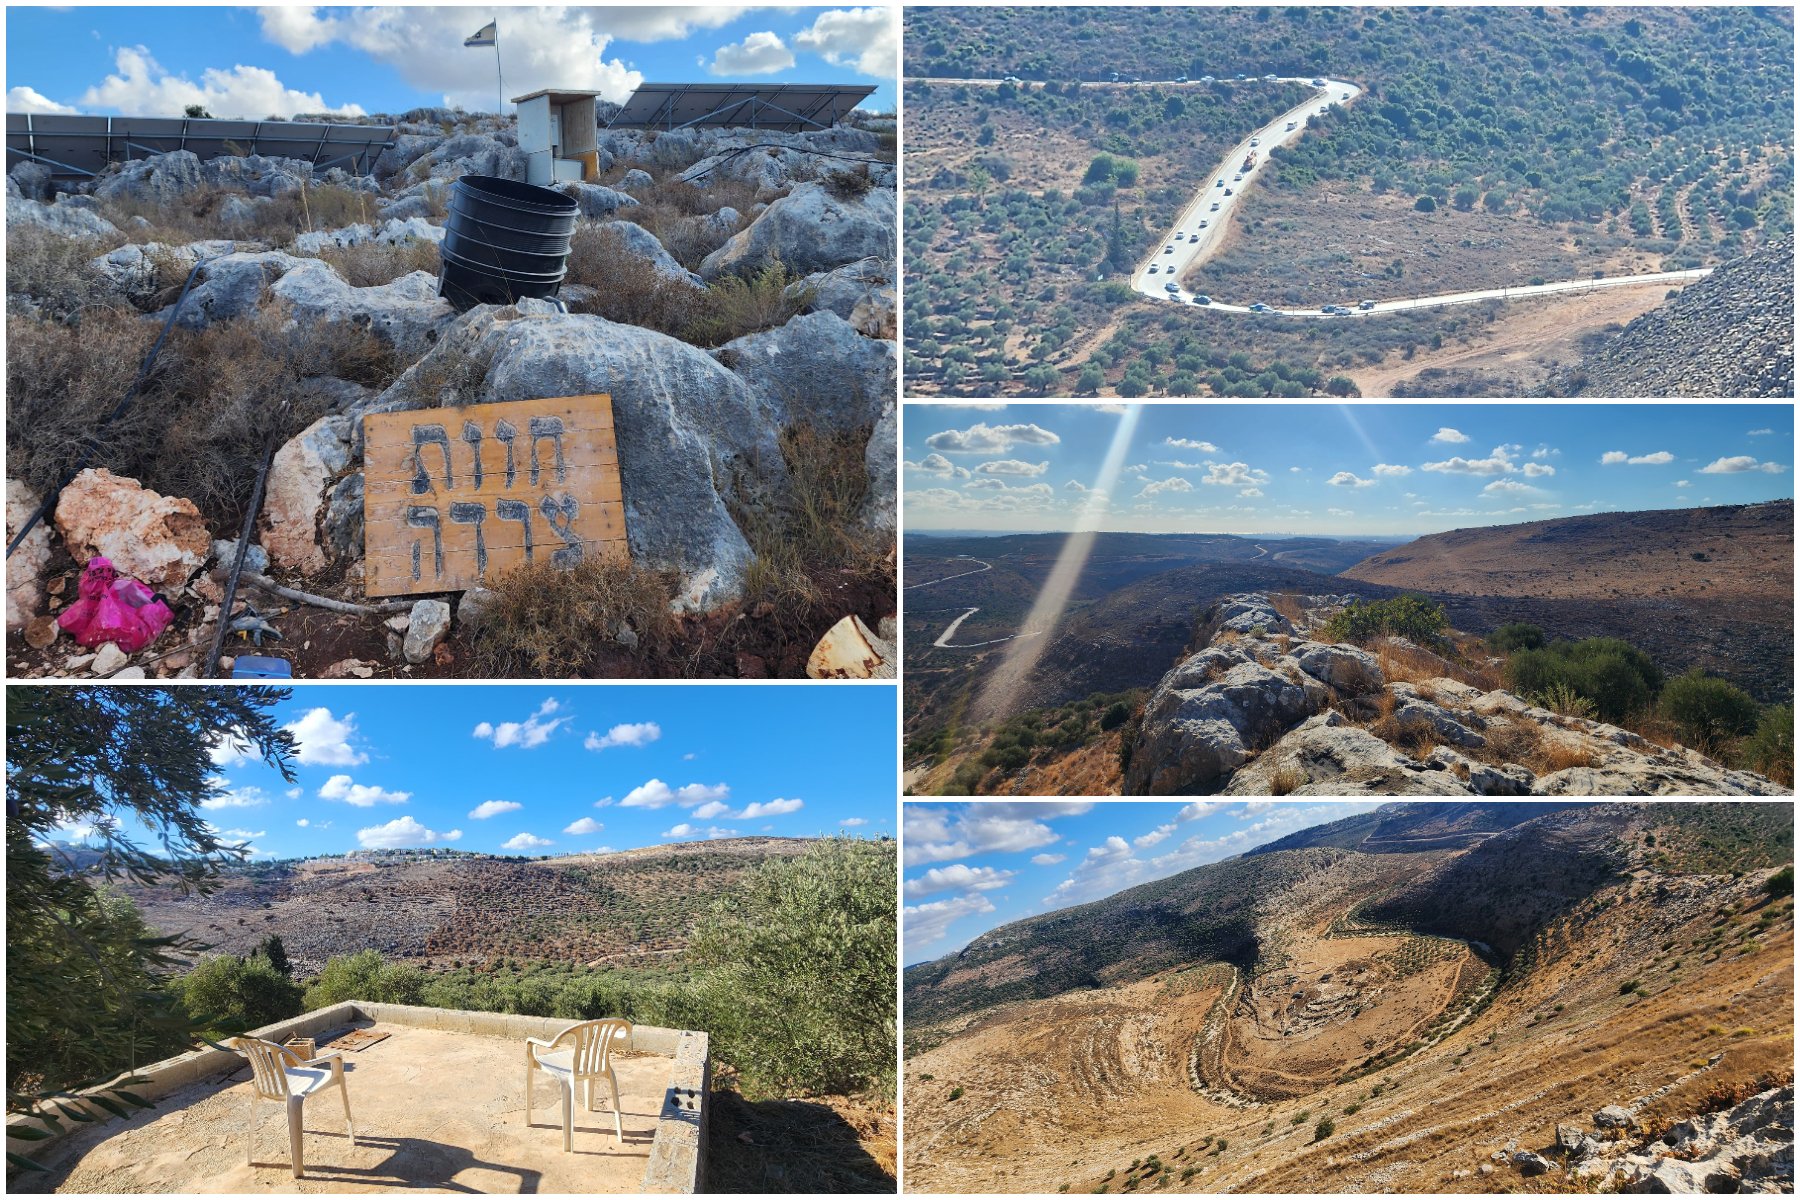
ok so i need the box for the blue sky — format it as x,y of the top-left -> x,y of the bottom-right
904,403 -> 1795,537
69,685 -> 895,862
902,800 -> 1382,964
6,6 -> 895,118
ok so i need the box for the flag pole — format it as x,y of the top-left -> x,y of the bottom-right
494,21 -> 505,117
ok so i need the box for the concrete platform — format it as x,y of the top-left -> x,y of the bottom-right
16,1023 -> 671,1193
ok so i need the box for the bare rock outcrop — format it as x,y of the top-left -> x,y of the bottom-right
52,469 -> 210,591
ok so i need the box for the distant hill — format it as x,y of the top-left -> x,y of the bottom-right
1246,801 -> 1581,856
1552,238 -> 1796,398
121,837 -> 812,974
1343,502 -> 1794,700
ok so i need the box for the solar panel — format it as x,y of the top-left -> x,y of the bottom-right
606,83 -> 877,133
6,113 -> 397,180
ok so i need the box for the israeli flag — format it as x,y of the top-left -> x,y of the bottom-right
464,21 -> 496,48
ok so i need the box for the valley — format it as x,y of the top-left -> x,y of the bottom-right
903,802 -> 1796,1193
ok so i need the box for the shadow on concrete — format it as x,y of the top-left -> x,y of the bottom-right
284,1132 -> 543,1193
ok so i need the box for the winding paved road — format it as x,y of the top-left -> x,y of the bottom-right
905,557 -> 993,590
911,74 -> 1714,317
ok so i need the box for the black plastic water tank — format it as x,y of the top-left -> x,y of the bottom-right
438,175 -> 579,310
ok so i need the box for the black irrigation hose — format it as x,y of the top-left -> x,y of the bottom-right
673,143 -> 893,186
203,407 -> 285,680
5,248 -> 231,559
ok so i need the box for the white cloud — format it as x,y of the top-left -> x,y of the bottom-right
501,832 -> 554,851
1328,471 -> 1376,489
1177,801 -> 1228,821
1522,462 -> 1556,477
285,787 -> 303,800
904,453 -> 970,481
691,800 -> 731,819
903,802 -> 1092,866
1238,487 -> 1263,498
356,816 -> 460,850
903,863 -> 1016,898
1600,450 -> 1628,464
1422,446 -> 1517,476
794,6 -> 896,78
840,817 -> 869,827
1747,428 -> 1774,437
296,818 -> 310,827
1139,476 -> 1193,497
925,422 -> 1060,455
468,800 -> 522,820
208,728 -> 256,769
1371,463 -> 1412,477
1628,451 -> 1674,465
1326,506 -> 1355,517
1430,428 -> 1470,444
903,892 -> 996,954
78,44 -> 364,119
7,86 -> 78,114
318,775 -> 410,807
562,817 -> 604,836
472,698 -> 568,749
1483,479 -> 1538,496
1674,480 -> 1691,488
708,30 -> 794,76
619,779 -> 731,809
584,721 -> 661,752
1165,437 -> 1220,452
212,827 -> 267,842
1030,852 -> 1067,865
661,823 -> 738,840
1531,445 -> 1561,459
284,708 -> 367,767
975,459 -> 1050,477
201,785 -> 270,810
1133,824 -> 1176,848
1700,456 -> 1786,474
737,798 -> 804,819
1201,461 -> 1269,488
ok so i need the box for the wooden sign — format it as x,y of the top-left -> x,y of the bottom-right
363,394 -> 627,597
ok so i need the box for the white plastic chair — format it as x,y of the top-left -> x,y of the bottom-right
230,1036 -> 356,1178
524,1017 -> 632,1151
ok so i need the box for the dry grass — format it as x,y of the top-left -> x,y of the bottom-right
684,259 -> 814,349
465,557 -> 680,677
6,301 -> 400,528
616,175 -> 764,268
734,422 -> 889,618
1374,637 -> 1501,691
563,224 -> 700,338
1268,764 -> 1306,796
5,228 -> 131,320
101,183 -> 382,246
1268,592 -> 1309,629
304,239 -> 440,287
705,1088 -> 895,1194
1472,716 -> 1602,776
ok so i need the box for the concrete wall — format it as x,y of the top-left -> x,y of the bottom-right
7,1002 -> 708,1192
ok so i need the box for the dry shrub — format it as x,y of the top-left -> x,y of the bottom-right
5,227 -> 130,320
824,167 -> 875,199
101,183 -> 380,246
5,311 -> 162,494
306,239 -> 440,287
1268,764 -> 1306,796
1473,716 -> 1601,776
466,557 -> 679,677
150,302 -> 400,525
1375,638 -> 1495,690
1268,592 -> 1308,628
733,422 -> 889,618
563,224 -> 700,337
616,175 -> 766,268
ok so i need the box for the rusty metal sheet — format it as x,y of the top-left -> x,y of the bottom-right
362,394 -> 628,597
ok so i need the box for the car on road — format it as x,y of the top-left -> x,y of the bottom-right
1002,75 -> 1023,85
1311,77 -> 1327,86
1210,202 -> 1220,211
1341,92 -> 1350,100
1263,74 -> 1278,82
1319,105 -> 1329,113
1233,173 -> 1243,181
1249,302 -> 1272,312
1286,121 -> 1297,130
1359,299 -> 1376,310
1250,138 -> 1260,147
1148,264 -> 1159,273
1164,246 -> 1175,254
1189,234 -> 1200,242
1193,294 -> 1212,305
1322,304 -> 1352,315
1215,179 -> 1224,188
1320,304 -> 1334,314
1165,282 -> 1180,293
1198,220 -> 1208,228
1200,75 -> 1216,84
1224,188 -> 1233,196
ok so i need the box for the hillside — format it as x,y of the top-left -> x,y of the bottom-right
904,802 -> 1795,1194
1344,502 -> 1794,701
119,837 -> 810,973
1551,237 -> 1795,398
1246,801 -> 1578,856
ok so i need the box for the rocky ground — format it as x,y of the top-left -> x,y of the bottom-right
1549,235 -> 1795,397
1123,593 -> 1788,796
5,106 -> 896,679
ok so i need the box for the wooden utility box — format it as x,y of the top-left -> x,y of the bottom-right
361,394 -> 629,597
513,89 -> 601,186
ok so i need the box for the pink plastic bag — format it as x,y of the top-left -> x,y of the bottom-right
55,557 -> 175,653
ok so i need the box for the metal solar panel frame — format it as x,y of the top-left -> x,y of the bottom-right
6,113 -> 396,181
605,83 -> 876,133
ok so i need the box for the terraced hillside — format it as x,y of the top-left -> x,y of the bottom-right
904,802 -> 1794,1193
122,838 -> 810,973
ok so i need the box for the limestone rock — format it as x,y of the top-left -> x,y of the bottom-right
7,479 -> 53,630
1223,712 -> 1471,796
92,642 -> 129,676
699,181 -> 895,281
715,310 -> 894,432
6,193 -> 120,239
1291,642 -> 1382,693
53,469 -> 209,591
262,415 -> 356,576
806,614 -> 895,680
552,182 -> 638,219
402,598 -> 451,664
618,168 -> 655,194
95,150 -> 204,205
211,538 -> 270,577
10,160 -> 53,202
597,220 -> 703,289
